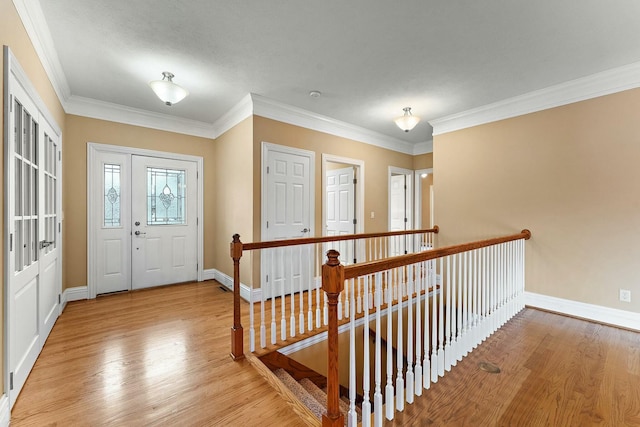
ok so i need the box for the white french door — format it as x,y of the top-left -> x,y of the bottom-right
5,52 -> 62,408
262,143 -> 315,299
389,167 -> 414,256
89,145 -> 202,296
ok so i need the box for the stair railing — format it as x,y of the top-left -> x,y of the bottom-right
230,227 -> 439,360
322,229 -> 531,427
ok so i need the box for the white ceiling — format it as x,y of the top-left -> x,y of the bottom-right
33,1 -> 640,147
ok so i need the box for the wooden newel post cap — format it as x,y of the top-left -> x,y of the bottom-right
230,234 -> 243,259
521,229 -> 532,240
322,249 -> 344,294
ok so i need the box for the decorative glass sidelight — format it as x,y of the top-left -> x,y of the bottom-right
103,164 -> 121,227
147,167 -> 186,225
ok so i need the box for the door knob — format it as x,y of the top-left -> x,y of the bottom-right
301,228 -> 310,233
135,231 -> 146,236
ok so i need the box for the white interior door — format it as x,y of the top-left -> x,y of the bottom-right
131,156 -> 198,289
325,166 -> 355,264
263,144 -> 314,299
6,70 -> 61,408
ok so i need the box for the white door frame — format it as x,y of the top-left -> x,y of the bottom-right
4,46 -> 63,408
87,143 -> 204,299
261,142 -> 316,241
414,168 -> 433,229
321,154 -> 365,236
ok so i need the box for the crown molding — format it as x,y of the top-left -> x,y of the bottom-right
251,93 -> 416,155
430,61 -> 640,136
12,0 -> 71,106
413,139 -> 433,155
66,96 -> 216,139
211,94 -> 253,138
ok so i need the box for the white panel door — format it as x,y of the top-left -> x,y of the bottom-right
389,170 -> 413,256
7,78 -> 61,408
263,145 -> 314,299
325,166 -> 355,264
131,156 -> 198,289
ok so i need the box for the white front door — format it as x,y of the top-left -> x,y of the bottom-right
325,166 -> 355,264
131,156 -> 198,289
6,67 -> 62,408
262,144 -> 315,299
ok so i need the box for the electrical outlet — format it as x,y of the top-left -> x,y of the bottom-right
619,289 -> 631,303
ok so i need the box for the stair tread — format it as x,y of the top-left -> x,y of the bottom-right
274,369 -> 326,420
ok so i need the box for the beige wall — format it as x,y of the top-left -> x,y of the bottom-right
64,115 -> 215,289
1,0 -> 67,396
434,88 -> 640,313
212,116 -> 254,282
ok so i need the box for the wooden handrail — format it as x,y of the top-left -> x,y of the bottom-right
344,229 -> 531,280
242,226 -> 439,251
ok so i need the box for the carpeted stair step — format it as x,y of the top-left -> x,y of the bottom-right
274,368 -> 326,420
299,378 -> 359,421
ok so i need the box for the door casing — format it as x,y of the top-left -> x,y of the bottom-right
87,143 -> 204,299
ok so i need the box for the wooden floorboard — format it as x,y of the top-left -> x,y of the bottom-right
11,281 -> 640,426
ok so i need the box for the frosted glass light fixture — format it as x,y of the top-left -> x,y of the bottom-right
395,107 -> 420,132
149,72 -> 189,106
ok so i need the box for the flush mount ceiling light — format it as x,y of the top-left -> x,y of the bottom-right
149,71 -> 189,106
395,107 -> 420,132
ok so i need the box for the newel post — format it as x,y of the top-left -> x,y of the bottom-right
230,234 -> 245,360
322,250 -> 345,427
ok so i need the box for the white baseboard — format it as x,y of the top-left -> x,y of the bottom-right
61,286 -> 88,311
0,394 -> 9,427
204,269 -> 262,302
525,292 -> 640,331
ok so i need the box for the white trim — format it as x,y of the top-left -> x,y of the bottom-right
212,94 -> 254,137
321,154 -> 365,237
412,139 -> 433,155
525,292 -> 640,331
87,143 -> 204,299
66,96 -> 216,139
61,286 -> 88,311
208,269 -> 262,302
252,94 -> 424,155
11,0 -> 71,107
430,61 -> 640,136
0,394 -> 9,427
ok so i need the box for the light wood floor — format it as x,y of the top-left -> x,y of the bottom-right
11,281 -> 640,426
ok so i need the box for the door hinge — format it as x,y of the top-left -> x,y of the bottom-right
197,217 -> 199,225
266,274 -> 269,283
59,222 -> 61,233
353,178 -> 357,184
10,95 -> 13,112
58,294 -> 61,304
352,218 -> 357,225
10,372 -> 13,390
266,221 -> 269,228
404,218 -> 408,223
59,151 -> 61,161
267,166 -> 270,174
9,233 -> 13,251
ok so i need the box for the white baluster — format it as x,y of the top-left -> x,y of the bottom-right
271,248 -> 277,345
290,247 -> 296,338
362,276 -> 371,426
415,262 -> 423,397
249,276 -> 255,352
348,277 -> 358,427
450,253 -> 458,365
444,256 -> 452,371
260,268 -> 266,348
462,250 -> 469,356
357,280 -> 363,314
396,267 -> 405,412
406,265 -> 415,404
437,257 -> 445,377
431,259 -> 439,383
315,245 -> 321,329
423,260 -> 431,390
374,273 -> 383,427
385,270 -> 395,420
307,244 -> 314,332
299,246 -> 305,335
